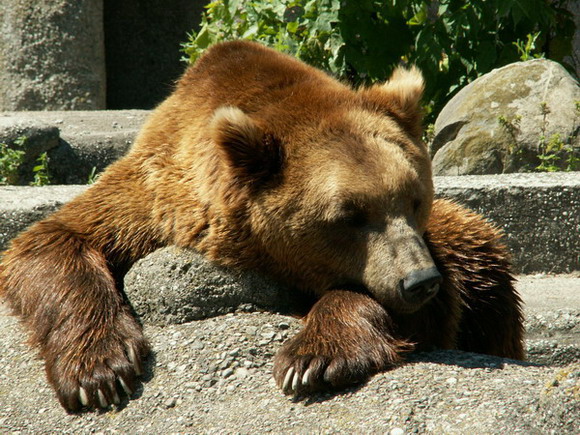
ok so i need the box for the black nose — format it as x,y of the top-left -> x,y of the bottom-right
400,266 -> 442,305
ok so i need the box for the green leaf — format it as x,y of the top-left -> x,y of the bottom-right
242,23 -> 259,39
407,5 -> 427,26
286,21 -> 300,34
193,26 -> 212,50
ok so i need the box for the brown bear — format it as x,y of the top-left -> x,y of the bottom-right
0,41 -> 524,412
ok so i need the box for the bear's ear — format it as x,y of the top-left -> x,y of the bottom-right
359,66 -> 425,139
211,106 -> 283,188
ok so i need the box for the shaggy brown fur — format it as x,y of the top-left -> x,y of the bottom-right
0,41 -> 523,411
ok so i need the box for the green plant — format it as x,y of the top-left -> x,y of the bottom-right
30,152 -> 51,186
535,101 -> 580,172
423,123 -> 435,144
513,31 -> 543,61
183,0 -> 346,76
87,166 -> 100,184
497,113 -> 524,162
535,133 -> 578,172
0,137 -> 26,185
498,114 -> 522,137
183,0 -> 575,123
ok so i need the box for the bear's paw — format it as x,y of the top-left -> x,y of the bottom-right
272,290 -> 412,396
43,312 -> 150,412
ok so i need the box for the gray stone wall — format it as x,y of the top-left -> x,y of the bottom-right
0,0 -> 205,111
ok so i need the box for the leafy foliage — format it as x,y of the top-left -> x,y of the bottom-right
0,137 -> 26,185
30,152 -> 51,186
513,31 -> 543,61
182,0 -> 575,122
536,100 -> 580,172
0,137 -> 53,186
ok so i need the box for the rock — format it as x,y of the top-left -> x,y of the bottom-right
121,249 -> 580,369
0,0 -> 106,110
163,397 -> 177,409
431,59 -> 580,175
124,247 -> 305,325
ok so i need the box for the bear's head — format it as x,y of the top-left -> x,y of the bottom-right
210,66 -> 440,314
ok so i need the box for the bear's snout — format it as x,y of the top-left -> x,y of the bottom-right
399,266 -> 442,305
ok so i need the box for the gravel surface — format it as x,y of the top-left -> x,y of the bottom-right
1,275 -> 578,433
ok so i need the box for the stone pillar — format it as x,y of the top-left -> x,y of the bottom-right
0,0 -> 106,110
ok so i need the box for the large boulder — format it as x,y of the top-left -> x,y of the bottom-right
431,59 -> 580,175
124,247 -> 304,325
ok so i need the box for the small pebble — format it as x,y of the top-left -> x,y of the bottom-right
164,397 -> 177,408
235,368 -> 250,379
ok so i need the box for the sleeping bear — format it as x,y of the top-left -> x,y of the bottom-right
0,41 -> 524,412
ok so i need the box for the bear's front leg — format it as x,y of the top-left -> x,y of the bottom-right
1,218 -> 150,412
273,290 -> 412,395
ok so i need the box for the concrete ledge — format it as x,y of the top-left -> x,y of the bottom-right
1,172 -> 579,273
0,304 -> 577,432
435,172 -> 579,273
0,110 -> 149,184
0,185 -> 88,251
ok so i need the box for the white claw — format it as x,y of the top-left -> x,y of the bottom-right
112,389 -> 121,405
119,377 -> 133,396
79,387 -> 89,406
283,367 -> 295,392
302,368 -> 312,386
127,346 -> 142,376
291,371 -> 300,392
97,389 -> 108,408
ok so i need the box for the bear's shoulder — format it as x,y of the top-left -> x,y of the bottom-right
178,41 -> 343,102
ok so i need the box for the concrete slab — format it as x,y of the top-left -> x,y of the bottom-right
0,110 -> 149,183
435,172 -> 580,273
0,185 -> 88,251
0,273 -> 577,432
518,273 -> 580,311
